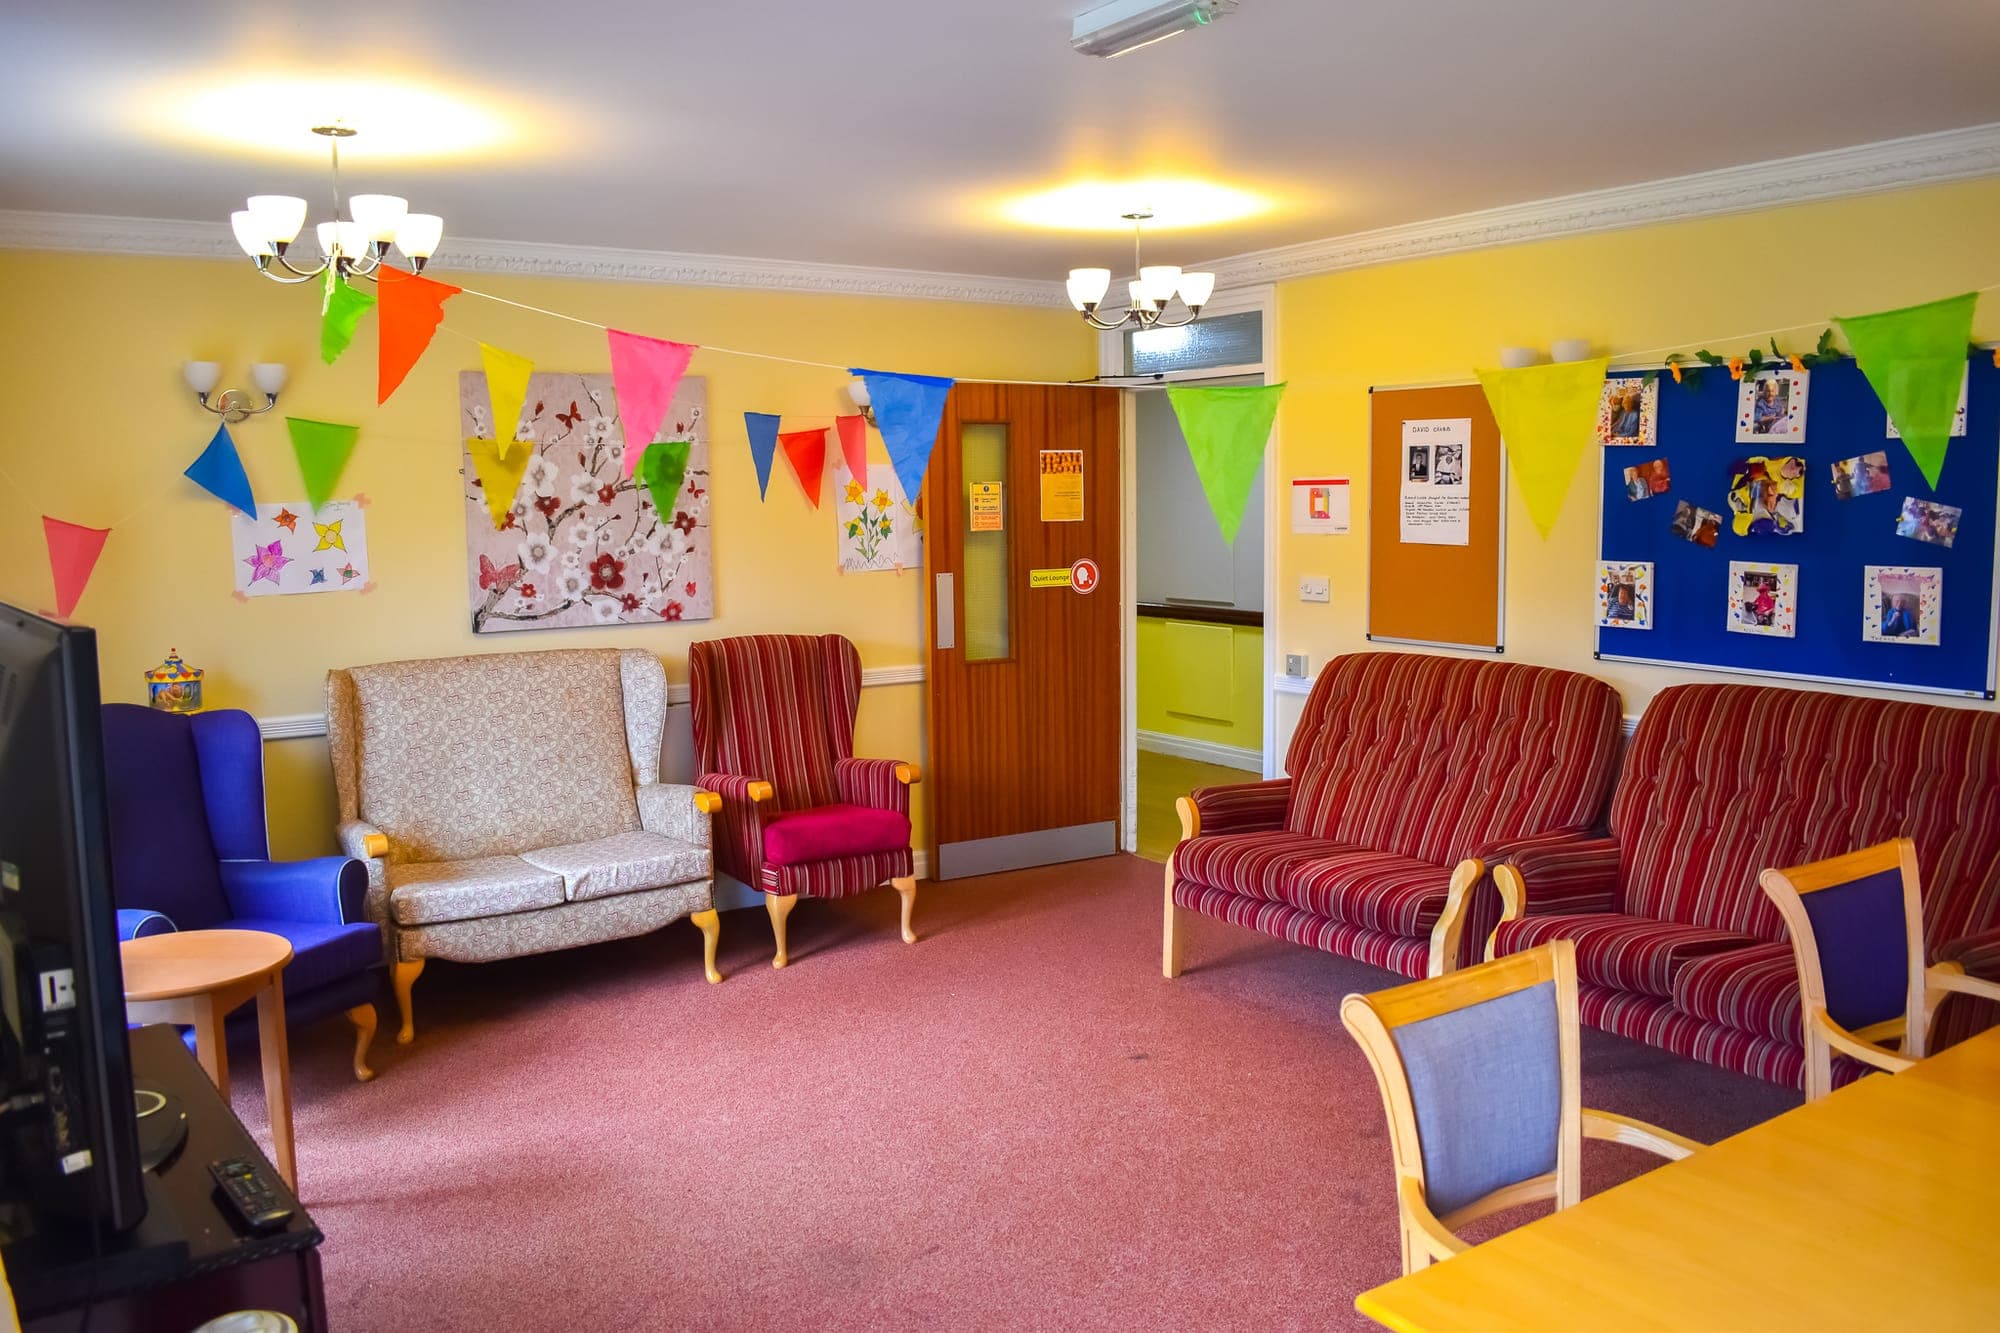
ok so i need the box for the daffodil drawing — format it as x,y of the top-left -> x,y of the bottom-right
835,459 -> 922,573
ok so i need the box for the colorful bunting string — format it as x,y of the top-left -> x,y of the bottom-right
1166,383 -> 1286,545
287,417 -> 362,512
42,517 -> 110,618
378,267 -> 460,403
779,428 -> 828,508
608,330 -> 697,477
479,343 -> 536,457
1476,357 -> 1610,539
466,436 -> 534,530
835,414 -> 869,488
637,440 -> 692,521
744,412 -> 781,500
850,369 -> 954,504
1836,292 -> 1978,491
183,424 -> 256,515
320,272 -> 376,365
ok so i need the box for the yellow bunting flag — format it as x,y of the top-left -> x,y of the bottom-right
466,437 -> 534,530
1475,357 -> 1610,539
480,344 -> 536,457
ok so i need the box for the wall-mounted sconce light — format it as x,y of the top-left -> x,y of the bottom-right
1551,338 -> 1594,363
1497,347 -> 1540,369
185,361 -> 288,423
847,376 -> 877,429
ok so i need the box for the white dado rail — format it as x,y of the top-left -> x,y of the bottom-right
255,663 -> 927,742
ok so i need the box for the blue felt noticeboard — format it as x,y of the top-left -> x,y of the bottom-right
1596,356 -> 1998,698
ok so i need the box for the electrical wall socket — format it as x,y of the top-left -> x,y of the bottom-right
1298,575 -> 1330,603
1284,653 -> 1309,678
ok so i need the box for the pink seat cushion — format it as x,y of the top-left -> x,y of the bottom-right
762,803 -> 912,866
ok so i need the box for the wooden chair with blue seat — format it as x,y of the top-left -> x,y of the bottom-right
1340,940 -> 1701,1275
101,704 -> 382,1080
1759,837 -> 2000,1101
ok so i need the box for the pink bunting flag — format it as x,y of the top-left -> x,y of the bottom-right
607,330 -> 697,476
43,517 -> 111,618
779,428 -> 828,508
835,414 -> 869,488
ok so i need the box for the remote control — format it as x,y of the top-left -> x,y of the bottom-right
208,1157 -> 294,1233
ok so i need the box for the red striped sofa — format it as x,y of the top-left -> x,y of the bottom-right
1164,652 -> 1623,981
1487,683 -> 2000,1090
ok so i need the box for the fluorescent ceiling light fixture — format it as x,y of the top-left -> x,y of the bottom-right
1000,178 -> 1269,232
1072,0 -> 1238,59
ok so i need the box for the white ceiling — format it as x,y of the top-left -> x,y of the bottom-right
3,1 -> 1998,280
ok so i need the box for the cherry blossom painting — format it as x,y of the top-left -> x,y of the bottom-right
459,371 -> 713,633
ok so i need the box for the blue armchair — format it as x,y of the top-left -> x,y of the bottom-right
101,704 -> 382,1080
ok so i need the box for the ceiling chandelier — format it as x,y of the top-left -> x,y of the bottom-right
1065,210 -> 1216,331
226,124 -> 445,283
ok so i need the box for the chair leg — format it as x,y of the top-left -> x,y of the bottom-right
391,959 -> 424,1045
692,909 -> 722,984
1162,879 -> 1184,979
345,1004 -> 378,1082
891,876 -> 918,944
766,893 -> 798,969
1803,1029 -> 1833,1102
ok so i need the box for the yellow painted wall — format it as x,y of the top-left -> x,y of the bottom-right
1275,176 -> 2000,717
1135,617 -> 1264,758
0,252 -> 1095,856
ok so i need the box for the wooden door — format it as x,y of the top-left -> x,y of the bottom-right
923,384 -> 1122,878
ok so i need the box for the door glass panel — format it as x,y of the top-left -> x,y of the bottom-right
961,423 -> 1010,661
1124,310 -> 1262,375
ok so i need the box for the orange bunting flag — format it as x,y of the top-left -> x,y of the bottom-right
835,414 -> 869,489
779,428 -> 828,507
377,267 -> 460,404
42,517 -> 111,618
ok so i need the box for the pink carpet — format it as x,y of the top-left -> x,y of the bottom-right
225,855 -> 1797,1329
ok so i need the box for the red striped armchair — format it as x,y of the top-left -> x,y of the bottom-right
1487,683 -> 2000,1090
1165,652 -> 1623,982
689,634 -> 919,968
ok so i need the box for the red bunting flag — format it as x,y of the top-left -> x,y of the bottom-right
835,414 -> 868,488
42,517 -> 111,618
377,267 -> 461,404
607,330 -> 697,476
779,428 -> 828,507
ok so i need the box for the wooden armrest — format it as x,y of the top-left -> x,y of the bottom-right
363,832 -> 389,858
1397,1177 -> 1470,1262
1425,858 -> 1485,979
1176,795 -> 1199,842
693,789 -> 722,815
1581,1109 -> 1702,1161
1928,962 -> 2000,1006
1812,1009 -> 1916,1075
895,761 -> 922,786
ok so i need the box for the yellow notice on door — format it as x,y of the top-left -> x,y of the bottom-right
970,481 -> 1003,532
1028,568 -> 1071,588
1038,448 -> 1084,522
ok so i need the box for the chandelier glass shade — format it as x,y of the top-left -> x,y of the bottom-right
228,126 -> 444,283
1066,212 -> 1215,331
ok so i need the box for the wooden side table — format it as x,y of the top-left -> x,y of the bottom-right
120,928 -> 298,1188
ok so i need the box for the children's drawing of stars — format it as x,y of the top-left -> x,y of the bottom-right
244,539 -> 291,586
313,519 -> 346,552
273,507 -> 299,533
309,567 -> 327,586
338,562 -> 360,583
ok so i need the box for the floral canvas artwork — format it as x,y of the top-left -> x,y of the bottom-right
834,456 -> 923,573
459,372 -> 712,632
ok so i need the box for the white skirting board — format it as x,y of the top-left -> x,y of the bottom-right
1136,729 -> 1262,772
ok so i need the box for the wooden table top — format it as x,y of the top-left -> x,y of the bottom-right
120,928 -> 293,1002
1355,1026 -> 2000,1332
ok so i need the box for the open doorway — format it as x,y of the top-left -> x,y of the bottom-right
1107,294 -> 1277,862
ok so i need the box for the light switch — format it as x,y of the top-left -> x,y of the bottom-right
1298,575 -> 1330,603
1284,653 -> 1309,678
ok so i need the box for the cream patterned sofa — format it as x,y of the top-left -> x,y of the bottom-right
326,648 -> 721,1045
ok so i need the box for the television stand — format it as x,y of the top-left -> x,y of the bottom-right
3,1025 -> 327,1331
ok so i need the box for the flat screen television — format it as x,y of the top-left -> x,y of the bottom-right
0,604 -> 147,1233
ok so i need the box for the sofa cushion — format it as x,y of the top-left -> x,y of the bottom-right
1282,850 -> 1451,937
343,650 -> 641,864
1282,654 -> 1620,868
1492,913 -> 1757,998
228,917 -> 383,997
1670,942 -> 1804,1045
385,856 -> 566,925
1172,832 -> 1338,899
761,804 -> 912,866
520,831 -> 711,903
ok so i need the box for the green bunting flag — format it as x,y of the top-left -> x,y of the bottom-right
1475,357 -> 1610,538
1166,383 -> 1286,545
287,416 -> 361,511
1836,292 -> 1978,490
637,439 -> 692,521
321,270 -> 377,365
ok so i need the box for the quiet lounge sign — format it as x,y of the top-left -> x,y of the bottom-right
1030,559 -> 1099,593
